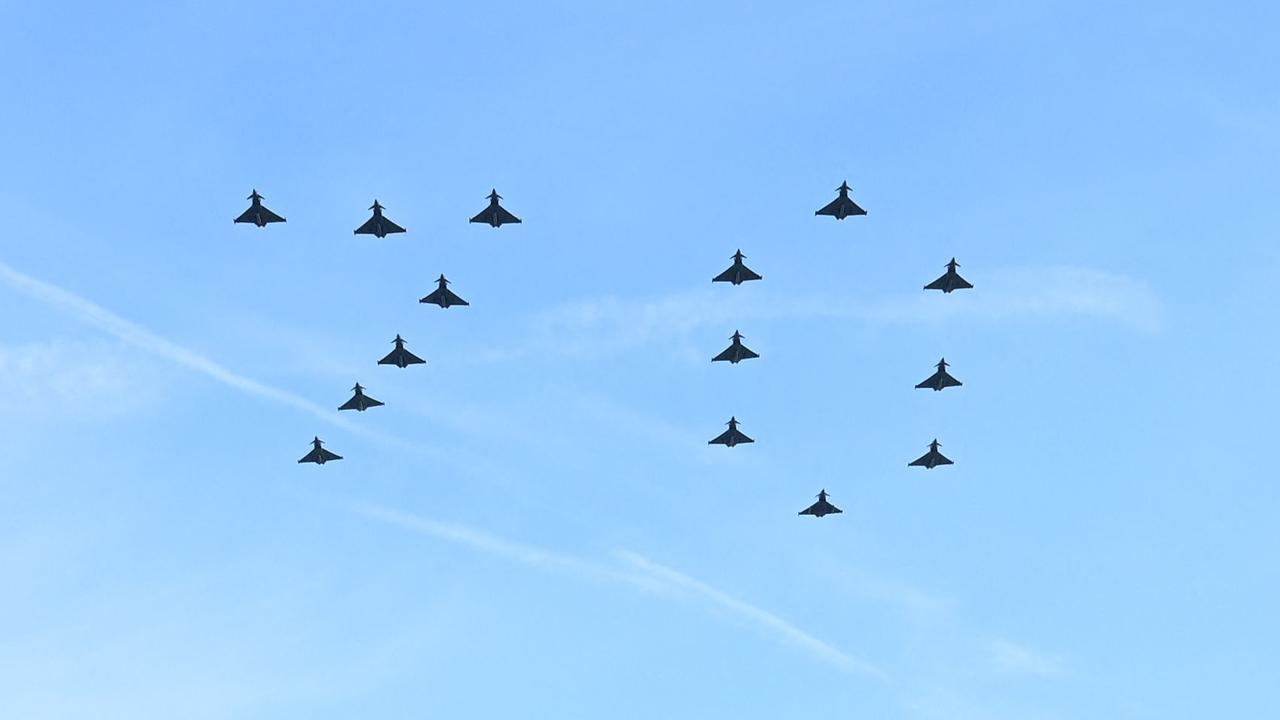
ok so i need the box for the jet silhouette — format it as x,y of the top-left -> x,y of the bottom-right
339,383 -> 384,411
298,436 -> 342,464
909,439 -> 953,469
924,258 -> 973,293
712,330 -> 759,364
815,181 -> 867,220
708,416 -> 754,447
234,189 -> 286,227
354,200 -> 406,238
712,250 -> 762,285
915,358 -> 962,391
799,489 -> 843,518
419,274 -> 469,308
378,334 -> 425,368
469,189 -> 521,227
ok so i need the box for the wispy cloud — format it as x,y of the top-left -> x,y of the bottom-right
0,339 -> 161,421
989,638 -> 1062,677
353,503 -> 882,679
495,265 -> 1163,360
0,259 -> 400,444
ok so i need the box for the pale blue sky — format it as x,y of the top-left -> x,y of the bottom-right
2,1 -> 1278,718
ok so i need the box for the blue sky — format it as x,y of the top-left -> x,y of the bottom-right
1,1 -> 1278,717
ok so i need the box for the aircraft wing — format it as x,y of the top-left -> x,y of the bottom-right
815,198 -> 843,216
339,397 -> 361,411
392,349 -> 426,366
924,274 -> 950,290
915,372 -> 943,389
255,206 -> 286,224
709,428 -> 753,445
378,349 -> 425,366
494,205 -> 521,225
441,289 -> 470,306
712,346 -> 737,362
299,447 -> 341,463
234,208 -> 258,224
712,267 -> 737,283
421,288 -> 469,307
354,217 -> 380,235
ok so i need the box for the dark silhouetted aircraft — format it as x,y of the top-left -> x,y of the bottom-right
712,330 -> 759,364
234,189 -> 285,227
915,358 -> 962,391
378,334 -> 425,368
354,200 -> 406,238
709,416 -> 754,447
799,489 -> 842,518
419,274 -> 469,308
909,439 -> 953,469
469,189 -> 521,227
298,436 -> 342,464
712,250 -> 762,285
339,383 -> 384,411
924,258 -> 973,293
815,181 -> 867,219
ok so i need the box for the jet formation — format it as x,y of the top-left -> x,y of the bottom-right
271,183 -> 972,518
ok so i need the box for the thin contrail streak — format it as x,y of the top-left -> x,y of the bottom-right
617,550 -> 888,680
0,259 -> 389,442
356,502 -> 886,680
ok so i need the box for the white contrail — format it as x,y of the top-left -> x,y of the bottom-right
355,502 -> 885,680
617,550 -> 888,680
0,259 -> 386,441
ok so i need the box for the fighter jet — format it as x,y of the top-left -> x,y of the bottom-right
469,189 -> 521,227
298,436 -> 342,465
338,383 -> 384,411
419,274 -> 469,309
924,258 -> 973,293
815,181 -> 867,220
234,189 -> 286,227
915,358 -> 962,391
799,489 -> 843,518
908,439 -> 953,469
708,416 -> 754,447
712,250 -> 762,285
378,334 -> 425,368
354,200 -> 406,238
712,330 -> 759,364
